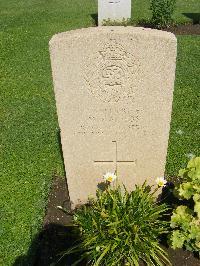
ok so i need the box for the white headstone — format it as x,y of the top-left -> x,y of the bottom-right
98,0 -> 131,26
49,27 -> 177,207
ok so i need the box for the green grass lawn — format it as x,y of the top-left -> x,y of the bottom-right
0,0 -> 200,265
132,0 -> 200,24
166,35 -> 200,176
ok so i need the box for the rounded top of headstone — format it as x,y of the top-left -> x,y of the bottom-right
49,26 -> 176,47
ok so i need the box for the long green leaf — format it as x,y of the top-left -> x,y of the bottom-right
95,244 -> 111,266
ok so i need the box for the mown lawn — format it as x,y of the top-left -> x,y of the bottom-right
166,35 -> 200,175
132,0 -> 200,24
0,0 -> 199,265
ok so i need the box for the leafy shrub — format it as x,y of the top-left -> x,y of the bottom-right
68,183 -> 170,266
150,0 -> 176,28
169,157 -> 200,255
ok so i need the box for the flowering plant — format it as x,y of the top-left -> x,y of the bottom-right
65,174 -> 170,266
103,172 -> 117,183
155,177 -> 167,187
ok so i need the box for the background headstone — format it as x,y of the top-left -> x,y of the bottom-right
98,0 -> 131,26
49,27 -> 177,207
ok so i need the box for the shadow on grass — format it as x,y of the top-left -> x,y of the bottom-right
183,13 -> 200,25
13,223 -> 83,266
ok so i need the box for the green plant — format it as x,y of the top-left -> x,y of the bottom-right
150,0 -> 176,28
66,183 -> 170,265
102,17 -> 132,26
1,0 -> 200,264
169,157 -> 200,255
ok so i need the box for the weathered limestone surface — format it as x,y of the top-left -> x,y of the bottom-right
98,0 -> 131,26
49,27 -> 177,207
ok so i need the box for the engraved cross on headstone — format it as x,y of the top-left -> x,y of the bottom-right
94,141 -> 136,174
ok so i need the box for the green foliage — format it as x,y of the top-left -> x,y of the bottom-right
1,0 -> 200,264
102,18 -> 132,26
133,0 -> 200,25
165,36 -> 200,176
150,0 -> 176,28
68,183 -> 170,266
0,0 -> 97,264
169,157 -> 200,254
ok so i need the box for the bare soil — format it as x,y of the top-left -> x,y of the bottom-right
137,22 -> 200,35
164,23 -> 200,35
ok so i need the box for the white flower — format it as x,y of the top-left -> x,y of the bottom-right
103,172 -> 117,183
155,177 -> 167,187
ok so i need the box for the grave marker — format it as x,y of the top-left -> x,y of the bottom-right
98,0 -> 131,25
49,27 -> 177,207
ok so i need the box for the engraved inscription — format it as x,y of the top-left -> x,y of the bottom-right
108,0 -> 120,3
99,40 -> 126,60
76,108 -> 140,135
83,39 -> 141,103
102,64 -> 124,86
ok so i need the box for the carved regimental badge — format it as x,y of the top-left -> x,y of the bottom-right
83,39 -> 140,102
